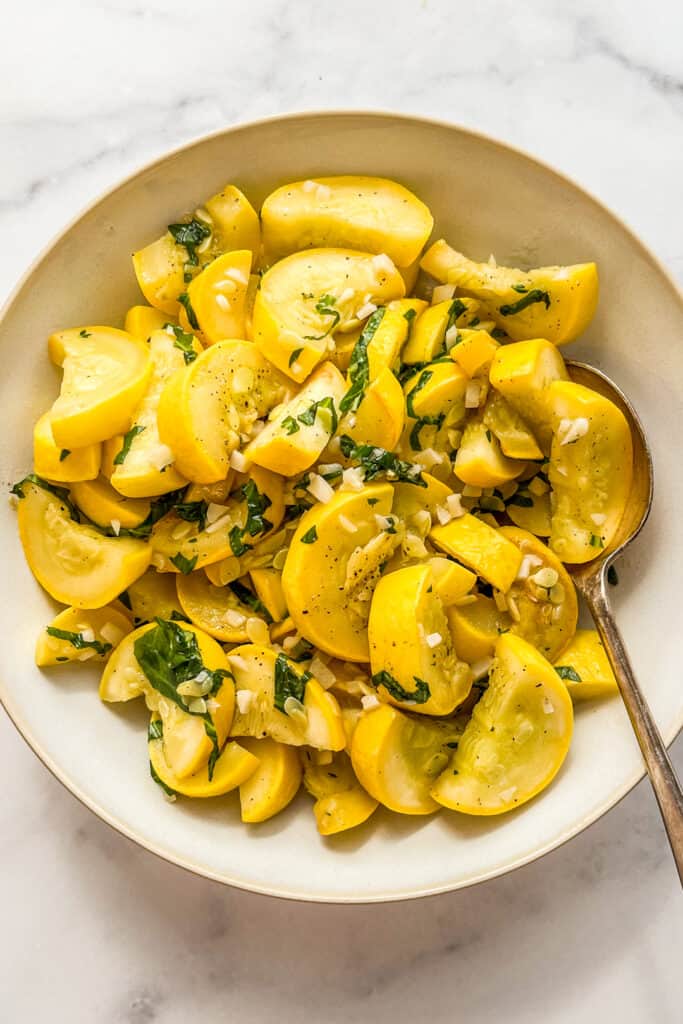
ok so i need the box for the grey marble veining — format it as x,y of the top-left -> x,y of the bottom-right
1,1 -> 681,1021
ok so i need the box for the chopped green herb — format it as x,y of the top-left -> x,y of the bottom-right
491,327 -> 507,340
241,479 -> 273,537
372,670 -> 431,704
167,218 -> 211,266
282,416 -> 300,435
166,323 -> 197,364
511,283 -> 529,294
229,525 -> 253,557
170,552 -> 198,574
46,626 -> 112,657
173,500 -> 208,532
403,308 -> 417,323
297,396 -> 338,434
405,369 -> 433,419
289,347 -> 304,367
302,294 -> 340,341
273,653 -> 311,713
468,316 -> 480,327
607,565 -> 619,586
114,425 -> 145,465
506,491 -> 533,508
109,488 -> 185,540
134,619 -> 233,780
589,534 -> 604,549
170,610 -> 192,623
79,329 -> 92,338
339,307 -> 386,414
366,497 -> 379,506
118,590 -> 132,610
178,291 -> 199,330
228,580 -> 273,623
59,449 -> 71,462
287,637 -> 314,662
300,526 -> 318,544
485,429 -> 492,442
338,435 -> 426,487
499,289 -> 550,316
555,665 -> 582,682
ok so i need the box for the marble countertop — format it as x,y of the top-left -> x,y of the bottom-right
1,0 -> 681,1020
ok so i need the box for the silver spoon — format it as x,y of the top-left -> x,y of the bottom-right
565,361 -> 683,883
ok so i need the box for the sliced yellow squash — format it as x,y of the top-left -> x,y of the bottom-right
176,571 -> 270,643
369,563 -> 472,715
238,737 -> 302,822
261,176 -> 433,267
33,412 -> 101,483
149,720 -> 259,798
70,476 -> 151,531
554,629 -> 618,701
253,248 -> 405,382
157,339 -> 289,483
186,249 -> 252,344
421,240 -> 599,346
454,418 -> 524,489
351,704 -> 464,815
16,480 -> 150,608
489,338 -> 568,453
48,327 -> 152,447
431,633 -> 573,814
245,361 -> 346,475
302,749 -> 377,835
547,381 -> 633,563
430,513 -> 522,593
482,391 -> 543,461
124,305 -> 171,341
124,569 -> 185,623
281,484 -> 398,662
35,604 -> 132,667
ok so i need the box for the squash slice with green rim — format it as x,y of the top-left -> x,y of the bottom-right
149,718 -> 259,799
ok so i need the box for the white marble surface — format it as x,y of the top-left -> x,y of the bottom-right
1,0 -> 682,1020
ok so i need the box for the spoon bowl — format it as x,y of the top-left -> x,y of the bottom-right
564,361 -> 683,882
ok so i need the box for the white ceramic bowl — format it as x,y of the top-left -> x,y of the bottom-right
1,112 -> 681,902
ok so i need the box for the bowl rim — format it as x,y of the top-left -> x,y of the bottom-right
1,108 -> 681,904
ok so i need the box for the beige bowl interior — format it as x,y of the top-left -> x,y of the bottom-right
0,112 -> 681,902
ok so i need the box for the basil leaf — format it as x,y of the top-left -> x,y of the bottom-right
297,396 -> 338,434
282,416 -> 300,435
170,552 -> 198,574
46,626 -> 112,657
555,665 -> 582,682
241,479 -> 273,537
114,425 -> 145,465
289,347 -> 303,367
173,500 -> 208,532
339,307 -> 386,414
79,329 -> 92,338
59,449 -> 71,462
338,435 -> 426,487
302,293 -> 341,341
300,525 -> 318,544
273,653 -> 311,712
167,217 -> 210,267
372,670 -> 431,704
134,618 -> 231,711
228,580 -> 273,623
178,291 -> 199,330
229,525 -> 252,557
166,323 -> 197,364
499,289 -> 550,316
589,534 -> 604,548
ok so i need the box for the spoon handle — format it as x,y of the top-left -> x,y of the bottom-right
582,576 -> 683,885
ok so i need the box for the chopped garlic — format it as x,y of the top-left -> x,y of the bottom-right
246,617 -> 270,645
229,449 -> 251,472
205,512 -> 232,534
236,689 -> 253,714
310,655 -> 336,688
228,654 -> 248,672
425,632 -> 442,648
110,518 -> 121,536
225,267 -> 248,286
302,179 -> 317,193
232,366 -> 255,394
590,512 -> 607,526
225,609 -> 246,628
445,493 -> 466,518
338,287 -> 355,304
507,595 -> 521,622
361,694 -> 381,711
206,502 -> 227,525
493,590 -> 508,613
471,657 -> 493,681
542,696 -> 555,715
341,467 -> 364,491
465,381 -> 482,408
147,444 -> 175,471
462,484 -> 482,498
283,696 -> 308,723
499,786 -> 517,803
432,283 -> 456,303
307,473 -> 335,504
188,697 -> 208,714
338,514 -> 358,533
316,184 -> 332,201
100,622 -> 125,647
356,301 -> 377,320
80,628 -> 96,644
445,325 -> 460,350
557,417 -> 589,446
516,553 -> 543,580
215,293 -> 230,311
435,504 -> 452,526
